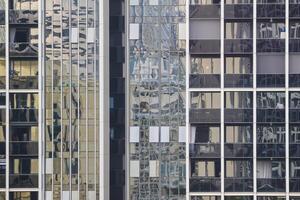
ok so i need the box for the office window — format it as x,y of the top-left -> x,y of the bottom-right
225,91 -> 253,109
225,0 -> 252,3
191,57 -> 220,74
257,22 -> 285,39
290,55 -> 300,74
225,126 -> 252,143
191,196 -> 221,200
191,92 -> 220,109
225,22 -> 252,39
190,160 -> 221,177
12,0 -> 38,10
190,125 -> 220,143
257,160 -> 285,178
257,54 -> 285,74
225,56 -> 252,74
290,22 -> 300,38
225,160 -> 252,177
190,20 -> 220,40
10,61 -> 38,77
257,92 -> 285,109
257,125 -> 285,143
190,0 -> 221,4
9,192 -> 38,200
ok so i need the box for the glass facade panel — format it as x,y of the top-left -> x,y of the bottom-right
129,1 -> 186,199
43,0 -> 100,199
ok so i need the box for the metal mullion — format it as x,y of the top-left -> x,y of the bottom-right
38,0 -> 45,198
185,0 -> 190,199
253,0 -> 257,199
125,0 -> 130,197
220,0 -> 225,199
285,0 -> 289,198
5,0 -> 9,198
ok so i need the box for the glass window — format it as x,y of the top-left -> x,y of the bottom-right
257,160 -> 285,178
190,20 -> 220,40
9,192 -> 38,200
190,159 -> 221,177
11,28 -> 29,43
225,126 -> 252,143
257,125 -> 285,143
10,158 -> 38,174
257,54 -> 284,74
290,160 -> 300,178
191,197 -> 221,200
290,125 -> 300,143
290,92 -> 300,108
290,22 -> 300,38
0,26 -> 5,43
0,59 -> 5,77
225,197 -> 253,200
257,0 -> 284,3
190,0 -> 221,4
9,93 -> 38,108
225,56 -> 252,74
257,92 -> 285,109
290,55 -> 300,74
225,22 -> 252,39
257,22 -> 285,39
290,198 -> 300,200
190,125 -> 220,143
191,57 -> 220,74
257,198 -> 285,200
225,160 -> 252,177
0,0 -> 4,9
225,0 -> 252,3
10,126 -> 38,141
191,92 -> 220,109
0,126 -> 5,141
13,0 -> 38,10
0,93 -> 5,106
225,91 -> 253,109
30,28 -> 38,44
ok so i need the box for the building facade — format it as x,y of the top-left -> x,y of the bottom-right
1,0 -> 40,199
109,0 -> 126,199
0,0 -> 110,200
6,0 -> 300,200
43,0 -> 103,199
127,0 -> 300,200
128,0 -> 187,199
